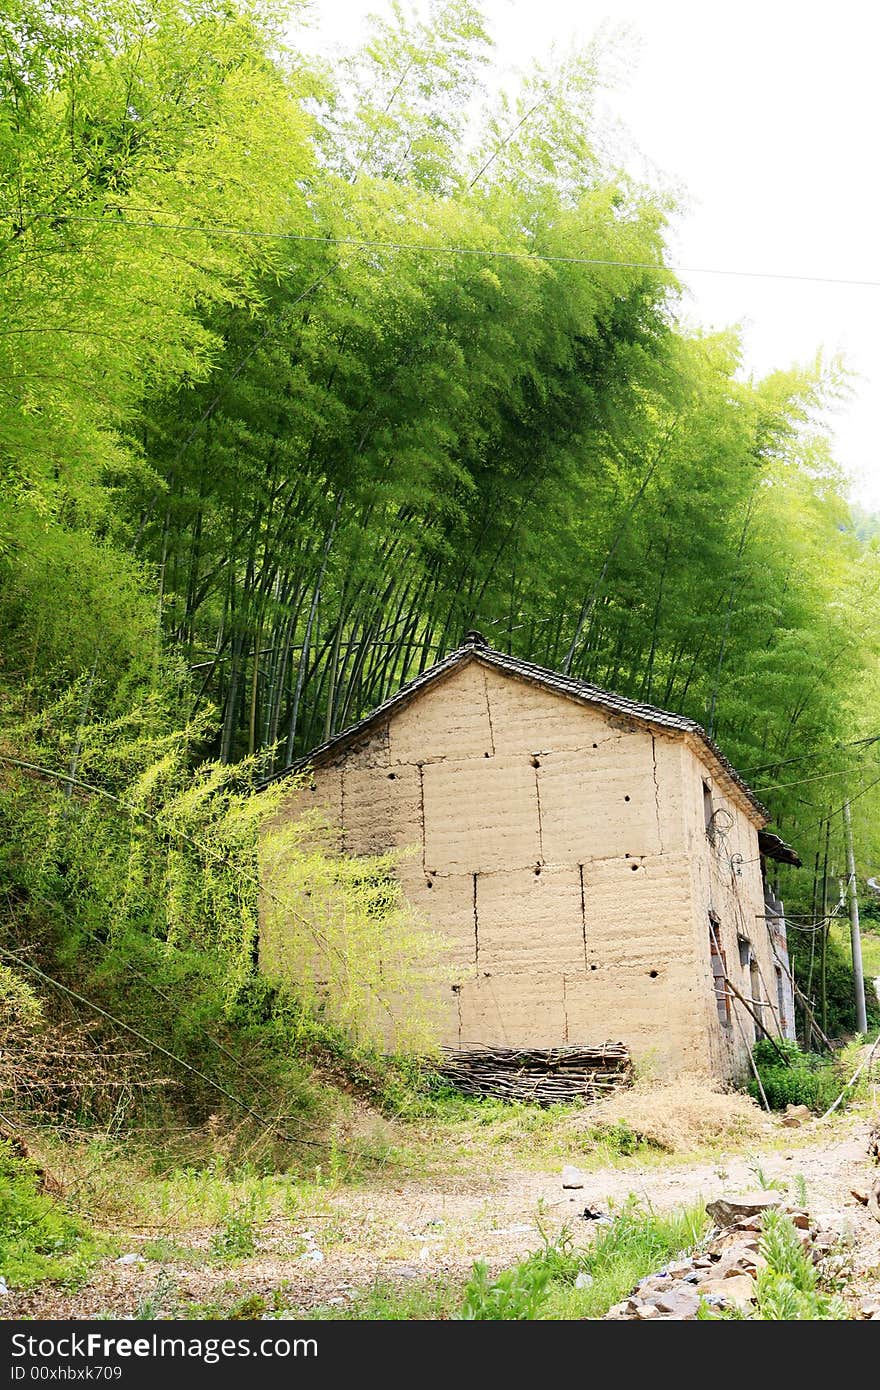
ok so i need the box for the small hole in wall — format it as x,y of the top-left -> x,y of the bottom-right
534,865 -> 542,877
426,879 -> 433,889
624,795 -> 630,802
387,772 -> 396,780
631,863 -> 639,871
590,963 -> 597,971
451,984 -> 461,994
531,756 -> 541,768
593,743 -> 598,749
649,969 -> 658,979
484,751 -> 490,758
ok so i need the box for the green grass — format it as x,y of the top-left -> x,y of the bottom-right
857,927 -> 880,981
0,1141 -> 107,1289
307,1198 -> 709,1321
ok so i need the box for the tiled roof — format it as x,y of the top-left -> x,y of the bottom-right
266,633 -> 772,825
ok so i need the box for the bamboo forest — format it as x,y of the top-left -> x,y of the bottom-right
2,0 -> 880,1330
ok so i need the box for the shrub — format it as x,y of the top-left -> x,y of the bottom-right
0,1141 -> 104,1288
748,1039 -> 842,1114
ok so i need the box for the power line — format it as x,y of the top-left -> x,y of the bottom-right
5,207 -> 880,290
752,762 -> 880,794
740,734 -> 880,776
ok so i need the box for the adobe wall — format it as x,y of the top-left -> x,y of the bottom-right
682,739 -> 781,1079
262,661 -> 770,1075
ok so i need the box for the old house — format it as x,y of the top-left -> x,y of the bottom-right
260,632 -> 799,1080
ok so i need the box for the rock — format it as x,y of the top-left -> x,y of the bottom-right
782,1104 -> 812,1127
665,1259 -> 695,1277
299,1248 -> 324,1264
654,1285 -> 701,1319
786,1209 -> 811,1230
562,1165 -> 585,1189
706,1193 -> 781,1228
698,1273 -> 755,1312
574,1272 -> 593,1290
732,1216 -> 764,1232
859,1297 -> 880,1318
813,1230 -> 838,1253
715,1230 -> 760,1253
634,1302 -> 660,1319
115,1253 -> 145,1266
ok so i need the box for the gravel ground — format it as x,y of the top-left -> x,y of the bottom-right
4,1114 -> 879,1319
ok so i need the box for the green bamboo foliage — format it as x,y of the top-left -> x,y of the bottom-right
2,0 -> 880,1030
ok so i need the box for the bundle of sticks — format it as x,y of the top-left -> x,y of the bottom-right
438,1043 -> 632,1105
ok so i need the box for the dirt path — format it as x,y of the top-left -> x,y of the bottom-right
6,1115 -> 879,1319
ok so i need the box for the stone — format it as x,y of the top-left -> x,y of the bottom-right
786,1209 -> 811,1230
859,1298 -> 880,1319
706,1193 -> 781,1228
654,1285 -> 701,1319
781,1103 -> 812,1128
813,1231 -> 838,1253
115,1254 -> 145,1266
634,1302 -> 660,1319
562,1165 -> 585,1189
698,1273 -> 755,1312
574,1272 -> 593,1290
665,1259 -> 695,1277
784,1103 -> 812,1123
299,1248 -> 324,1264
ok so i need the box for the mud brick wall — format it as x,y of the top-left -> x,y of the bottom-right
260,662 -> 770,1078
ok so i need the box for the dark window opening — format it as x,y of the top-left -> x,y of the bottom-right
703,780 -> 714,842
751,958 -> 765,1039
775,965 -> 787,1033
709,916 -> 730,1029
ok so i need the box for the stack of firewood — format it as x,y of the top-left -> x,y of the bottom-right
437,1043 -> 632,1105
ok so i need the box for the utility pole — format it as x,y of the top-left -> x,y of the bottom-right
843,798 -> 868,1034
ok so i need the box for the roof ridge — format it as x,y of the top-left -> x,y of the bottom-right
261,640 -> 770,825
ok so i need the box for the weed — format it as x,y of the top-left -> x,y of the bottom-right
791,1173 -> 808,1208
747,1158 -> 786,1191
0,1140 -> 106,1289
458,1257 -> 552,1320
209,1195 -> 261,1261
700,1211 -> 850,1320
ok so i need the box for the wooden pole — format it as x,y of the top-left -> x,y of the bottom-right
820,817 -> 831,1038
844,798 -> 869,1034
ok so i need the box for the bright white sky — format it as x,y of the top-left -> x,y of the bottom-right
299,0 -> 880,510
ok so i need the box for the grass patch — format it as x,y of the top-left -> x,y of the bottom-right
748,1037 -> 880,1114
310,1198 -> 709,1321
0,1140 -> 107,1289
